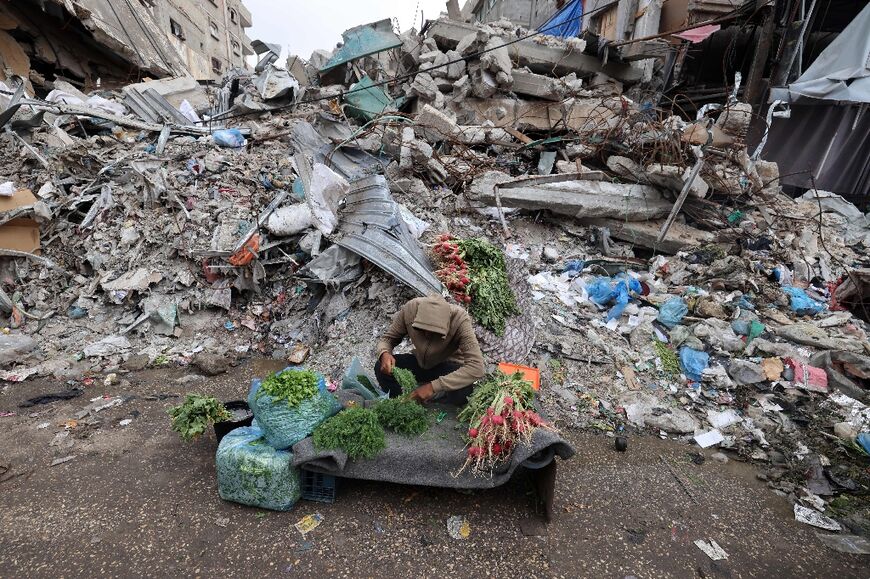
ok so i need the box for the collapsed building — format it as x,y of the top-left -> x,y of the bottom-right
0,0 -> 869,547
0,0 -> 253,90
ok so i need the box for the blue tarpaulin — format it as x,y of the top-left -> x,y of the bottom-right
540,0 -> 584,38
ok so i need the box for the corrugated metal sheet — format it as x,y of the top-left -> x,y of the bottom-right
333,175 -> 442,296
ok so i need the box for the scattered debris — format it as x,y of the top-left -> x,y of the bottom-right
447,515 -> 471,540
694,539 -> 729,561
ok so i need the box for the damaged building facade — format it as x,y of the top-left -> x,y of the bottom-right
0,0 -> 254,91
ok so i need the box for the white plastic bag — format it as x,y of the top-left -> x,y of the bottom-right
307,163 -> 347,235
266,204 -> 314,236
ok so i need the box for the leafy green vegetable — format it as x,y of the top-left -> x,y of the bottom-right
653,339 -> 680,376
392,367 -> 418,396
257,368 -> 319,408
168,394 -> 232,441
374,398 -> 430,436
457,238 -> 519,336
313,407 -> 386,459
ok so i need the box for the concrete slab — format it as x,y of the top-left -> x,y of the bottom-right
472,172 -> 672,221
428,19 -> 643,83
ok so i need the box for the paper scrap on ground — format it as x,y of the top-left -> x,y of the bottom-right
447,516 -> 471,539
794,504 -> 841,531
694,539 -> 728,560
694,429 -> 724,448
707,409 -> 741,429
294,513 -> 324,535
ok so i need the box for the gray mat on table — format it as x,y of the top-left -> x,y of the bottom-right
291,403 -> 575,489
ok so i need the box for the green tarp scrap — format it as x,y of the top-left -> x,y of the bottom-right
344,76 -> 403,121
320,19 -> 402,74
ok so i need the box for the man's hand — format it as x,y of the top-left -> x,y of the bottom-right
379,352 -> 396,374
409,382 -> 435,404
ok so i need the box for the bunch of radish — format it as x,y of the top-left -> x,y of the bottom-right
457,371 -> 553,475
431,233 -> 471,304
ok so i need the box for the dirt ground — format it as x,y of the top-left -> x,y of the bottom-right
0,359 -> 865,578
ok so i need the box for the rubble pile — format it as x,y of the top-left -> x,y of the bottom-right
1,13 -> 869,536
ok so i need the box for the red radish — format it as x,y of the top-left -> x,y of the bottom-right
503,396 -> 514,406
492,443 -> 503,454
491,415 -> 504,426
468,428 -> 478,438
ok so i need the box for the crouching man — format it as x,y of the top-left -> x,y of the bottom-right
374,295 -> 485,405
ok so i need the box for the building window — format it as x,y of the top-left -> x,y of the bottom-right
211,57 -> 222,73
230,8 -> 237,23
231,40 -> 241,56
170,18 -> 184,40
209,21 -> 220,39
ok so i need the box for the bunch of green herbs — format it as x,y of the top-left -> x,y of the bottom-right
392,366 -> 418,396
257,369 -> 319,408
313,406 -> 386,459
168,394 -> 232,441
457,238 -> 520,336
374,398 -> 430,436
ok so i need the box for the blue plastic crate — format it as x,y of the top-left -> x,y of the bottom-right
301,470 -> 337,503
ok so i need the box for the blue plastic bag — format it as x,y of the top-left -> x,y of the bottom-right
216,425 -> 301,511
587,277 -> 614,305
588,275 -> 641,321
248,367 -> 340,449
679,347 -> 709,383
212,128 -> 247,148
657,297 -> 688,329
857,432 -> 870,455
562,259 -> 585,275
783,286 -> 824,316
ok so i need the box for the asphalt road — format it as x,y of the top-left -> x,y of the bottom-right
0,360 -> 865,578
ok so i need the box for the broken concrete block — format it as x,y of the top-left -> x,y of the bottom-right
419,50 -> 444,64
470,67 -> 499,98
399,126 -> 416,170
409,72 -> 440,101
445,50 -> 466,80
584,219 -> 715,254
555,160 -> 585,174
452,75 -> 471,100
646,163 -> 709,198
566,143 -> 596,159
481,37 -> 512,88
417,104 -> 459,140
429,19 -> 641,83
716,102 -> 753,138
511,70 -> 562,101
472,173 -> 673,221
607,156 -> 643,179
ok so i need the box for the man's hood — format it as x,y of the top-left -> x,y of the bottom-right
411,295 -> 451,337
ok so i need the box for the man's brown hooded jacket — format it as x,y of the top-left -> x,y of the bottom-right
375,296 -> 485,393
